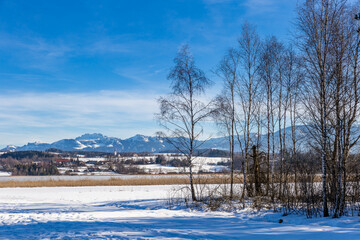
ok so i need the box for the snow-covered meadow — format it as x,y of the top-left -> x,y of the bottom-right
53,155 -> 230,175
0,185 -> 359,239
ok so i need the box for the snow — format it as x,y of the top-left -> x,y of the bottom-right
57,166 -> 118,175
138,163 -> 227,174
73,142 -> 87,149
0,185 -> 359,239
126,156 -> 230,174
138,164 -> 185,174
0,172 -> 11,177
80,157 -> 107,162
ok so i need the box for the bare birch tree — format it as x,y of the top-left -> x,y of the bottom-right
236,22 -> 262,200
214,47 -> 240,199
283,46 -> 304,197
157,45 -> 213,201
259,36 -> 281,197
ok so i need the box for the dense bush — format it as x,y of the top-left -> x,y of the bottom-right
0,151 -> 55,160
168,158 -> 187,167
12,163 -> 59,176
114,162 -> 145,174
156,155 -> 167,165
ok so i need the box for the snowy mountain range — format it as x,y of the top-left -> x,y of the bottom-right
2,133 -> 174,153
2,126 -> 311,153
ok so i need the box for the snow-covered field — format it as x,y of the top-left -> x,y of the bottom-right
0,172 -> 11,177
0,186 -> 359,239
54,155 -> 230,175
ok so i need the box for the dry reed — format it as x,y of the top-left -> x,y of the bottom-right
0,175 -> 236,188
0,174 -> 322,188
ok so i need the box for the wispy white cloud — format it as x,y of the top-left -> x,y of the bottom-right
0,32 -> 177,74
0,90 -> 162,146
113,65 -> 169,87
0,34 -> 72,57
0,90 -> 159,123
0,33 -> 73,71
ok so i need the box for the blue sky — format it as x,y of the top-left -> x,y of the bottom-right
0,0 -> 298,147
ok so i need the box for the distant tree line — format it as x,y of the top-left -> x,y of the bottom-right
0,151 -> 55,160
0,151 -> 60,176
12,163 -> 59,176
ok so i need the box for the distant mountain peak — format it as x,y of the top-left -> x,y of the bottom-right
75,133 -> 107,141
128,134 -> 149,142
5,145 -> 16,150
